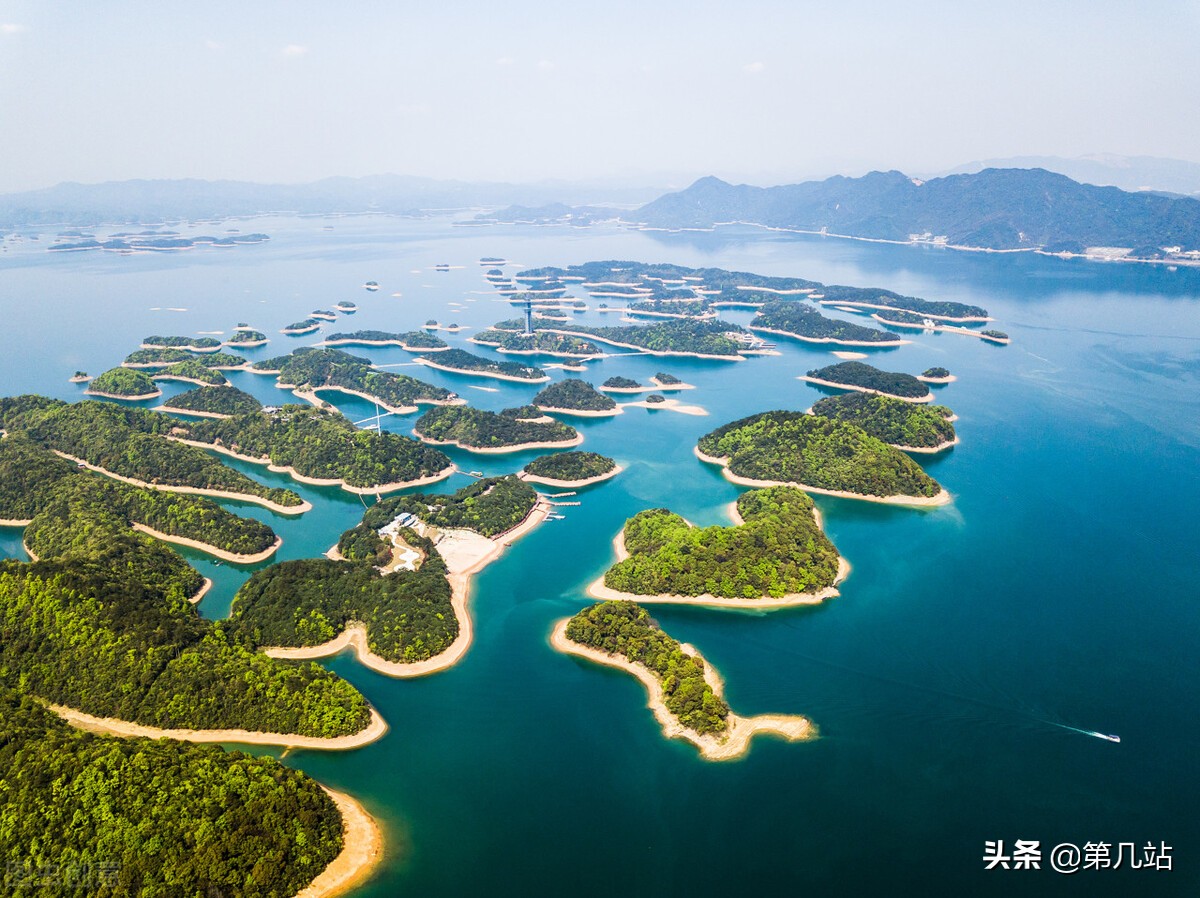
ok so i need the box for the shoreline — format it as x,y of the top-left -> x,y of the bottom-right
798,375 -> 934,403
819,300 -> 992,323
550,620 -> 815,761
916,374 -> 958,384
51,451 -> 313,515
748,324 -> 908,347
519,465 -> 623,488
130,522 -> 282,564
154,404 -> 234,419
48,704 -> 390,751
599,379 -> 694,394
536,404 -> 621,418
84,387 -> 163,401
538,329 -> 746,361
140,342 -> 224,353
895,435 -> 960,454
621,398 -> 707,416
414,357 -> 550,383
870,314 -> 1012,344
169,437 -> 456,496
189,578 -> 213,604
323,337 -> 450,352
264,500 -> 552,677
291,385 -> 466,414
693,445 -> 952,507
414,431 -> 584,454
293,788 -> 384,898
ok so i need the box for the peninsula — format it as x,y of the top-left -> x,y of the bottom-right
811,392 -> 958,452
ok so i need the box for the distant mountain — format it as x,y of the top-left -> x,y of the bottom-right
634,169 -> 1200,255
0,175 -> 664,228
939,155 -> 1200,197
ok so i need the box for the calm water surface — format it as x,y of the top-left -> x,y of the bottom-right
1,217 -> 1197,896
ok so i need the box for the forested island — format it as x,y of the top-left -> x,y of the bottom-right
697,410 -> 947,504
363,475 -> 537,538
141,335 -> 223,353
85,367 -> 161,399
554,601 -> 814,759
810,393 -> 957,451
151,359 -> 229,387
125,348 -> 248,369
803,361 -> 932,401
159,385 -> 264,418
414,406 -> 581,452
282,318 -> 322,335
324,329 -> 450,351
225,328 -> 269,347
548,319 -> 746,359
0,396 -> 307,512
175,404 -> 455,493
920,366 -> 953,382
750,301 -> 903,345
416,347 -> 549,382
598,486 -> 842,602
0,687 -> 348,896
258,347 -> 459,413
532,379 -> 618,414
522,450 -> 618,486
472,328 -> 602,358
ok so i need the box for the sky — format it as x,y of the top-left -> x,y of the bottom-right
1,1 -> 1199,192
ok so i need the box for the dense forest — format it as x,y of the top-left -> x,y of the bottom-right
473,329 -> 600,356
231,535 -> 457,664
811,393 -> 956,449
125,348 -> 247,368
0,686 -> 344,897
627,298 -> 713,318
604,486 -> 840,599
500,405 -> 543,420
179,404 -> 453,489
282,318 -> 322,333
161,385 -> 263,417
152,359 -> 228,386
1,511 -> 371,736
226,328 -> 269,344
922,366 -> 951,379
750,301 -> 901,343
806,361 -> 931,400
552,318 -> 744,357
698,411 -> 943,498
602,376 -> 642,389
87,367 -> 159,397
325,329 -> 449,349
564,601 -> 729,735
415,406 -> 579,450
363,475 -> 537,538
141,335 -> 222,351
524,451 -> 616,482
532,379 -> 617,411
421,347 -> 547,380
1,397 -> 304,508
815,285 -> 988,319
337,522 -> 391,565
272,347 -> 456,408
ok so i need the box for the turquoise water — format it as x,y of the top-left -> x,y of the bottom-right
2,218 -> 1198,896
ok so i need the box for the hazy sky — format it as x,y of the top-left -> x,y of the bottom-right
2,1 -> 1198,192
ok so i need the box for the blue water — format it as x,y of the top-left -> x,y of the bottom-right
2,217 -> 1198,896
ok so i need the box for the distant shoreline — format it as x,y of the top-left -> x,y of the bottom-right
798,375 -> 934,403
519,465 -> 623,488
414,357 -> 551,383
748,324 -> 908,347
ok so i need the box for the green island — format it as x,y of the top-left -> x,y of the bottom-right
264,347 -> 458,412
141,335 -> 223,352
282,318 -> 322,335
176,404 -> 454,492
627,298 -> 715,319
750,301 -> 903,344
325,329 -> 450,350
600,486 -> 841,601
602,375 -> 642,390
415,405 -> 581,452
804,361 -> 932,401
981,329 -> 1010,343
0,396 -> 306,511
523,450 -> 618,485
125,348 -> 248,369
417,347 -> 548,382
0,435 -> 280,560
160,385 -> 264,418
0,686 -> 345,897
562,601 -> 728,734
814,285 -> 988,320
532,379 -> 618,413
549,318 -> 746,358
472,328 -> 601,357
152,359 -> 229,386
225,328 -> 269,345
810,393 -> 957,451
654,372 -> 682,385
0,496 -> 372,738
85,367 -> 161,399
921,366 -> 952,380
362,475 -> 538,538
697,410 -> 946,503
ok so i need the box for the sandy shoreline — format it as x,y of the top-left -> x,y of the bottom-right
293,788 -> 383,898
536,404 -> 621,418
600,377 -> 695,394
895,435 -> 960,454
266,500 -> 552,678
130,522 -> 283,564
748,324 -> 908,347
414,357 -> 550,383
414,431 -> 584,454
539,329 -> 746,361
169,437 -> 456,496
693,445 -> 952,507
0,517 -> 34,527
140,341 -> 225,353
621,398 -> 707,416
51,451 -> 313,515
817,300 -> 993,323
798,375 -> 934,403
189,578 -> 213,604
519,465 -> 623,488
916,374 -> 958,384
48,704 -> 390,751
154,404 -> 234,419
831,351 -> 869,360
550,620 -> 815,761
85,388 -> 163,400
